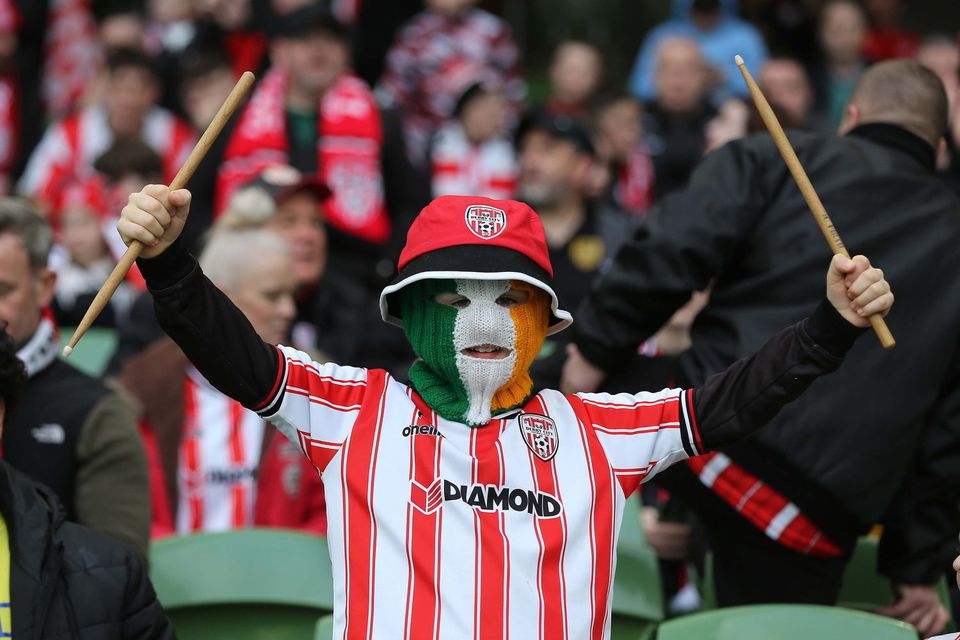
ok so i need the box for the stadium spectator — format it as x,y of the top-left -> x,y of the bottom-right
118,228 -> 301,536
431,81 -> 518,201
643,37 -> 716,200
758,56 -> 816,129
862,0 -> 918,61
18,47 -> 195,221
0,3 -> 17,197
542,40 -> 604,119
0,199 -> 150,557
217,3 -> 427,290
812,0 -> 869,131
629,0 -> 768,103
916,35 -> 960,113
378,0 -> 524,165
592,92 -> 655,218
97,8 -> 147,52
0,326 -> 174,639
562,60 -> 959,637
515,108 -> 636,390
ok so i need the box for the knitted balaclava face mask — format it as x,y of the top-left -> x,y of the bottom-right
400,278 -> 550,425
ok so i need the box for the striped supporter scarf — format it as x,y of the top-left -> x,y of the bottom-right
400,278 -> 549,426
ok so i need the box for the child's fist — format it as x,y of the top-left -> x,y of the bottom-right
117,185 -> 192,259
826,254 -> 894,327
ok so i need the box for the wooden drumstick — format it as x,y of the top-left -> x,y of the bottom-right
63,71 -> 256,357
734,55 -> 895,349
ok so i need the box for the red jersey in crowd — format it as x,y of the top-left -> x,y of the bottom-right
17,105 -> 195,220
378,7 -> 525,163
431,121 -> 517,200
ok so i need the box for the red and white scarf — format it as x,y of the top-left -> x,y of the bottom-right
615,145 -> 655,217
42,0 -> 100,118
217,69 -> 389,244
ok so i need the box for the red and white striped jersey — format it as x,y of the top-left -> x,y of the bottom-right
17,105 -> 195,217
177,369 -> 265,534
257,345 -> 702,640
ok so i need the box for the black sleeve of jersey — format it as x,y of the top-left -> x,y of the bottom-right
137,238 -> 282,412
687,299 -> 865,452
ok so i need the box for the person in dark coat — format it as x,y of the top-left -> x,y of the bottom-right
562,60 -> 960,637
0,326 -> 174,639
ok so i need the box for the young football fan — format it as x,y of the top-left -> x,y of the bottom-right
118,185 -> 892,639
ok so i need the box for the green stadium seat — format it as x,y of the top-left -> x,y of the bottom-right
314,614 -> 335,640
656,604 -> 917,639
839,536 -> 952,624
59,326 -> 117,377
611,497 -> 664,639
150,528 -> 335,640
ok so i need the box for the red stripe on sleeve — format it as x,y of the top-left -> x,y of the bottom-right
252,346 -> 286,412
685,390 -> 704,454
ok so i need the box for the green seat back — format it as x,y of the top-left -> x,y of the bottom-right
839,536 -> 952,622
657,604 -> 917,639
314,614 -> 335,640
610,497 -> 664,638
59,326 -> 117,377
150,528 -> 335,640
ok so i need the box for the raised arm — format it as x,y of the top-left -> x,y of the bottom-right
119,185 -> 281,411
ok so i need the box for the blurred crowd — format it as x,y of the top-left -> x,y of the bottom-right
1,0 -> 960,635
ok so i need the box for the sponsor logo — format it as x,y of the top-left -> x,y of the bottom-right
465,204 -> 507,239
519,414 -> 559,461
409,478 -> 562,518
402,424 -> 442,438
31,423 -> 65,444
205,467 -> 257,484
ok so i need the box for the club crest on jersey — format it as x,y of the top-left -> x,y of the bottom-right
519,414 -> 558,461
465,204 -> 507,239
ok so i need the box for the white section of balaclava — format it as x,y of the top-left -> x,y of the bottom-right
452,279 -> 518,425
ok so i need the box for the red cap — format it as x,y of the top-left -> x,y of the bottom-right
397,196 -> 553,275
382,196 -> 572,335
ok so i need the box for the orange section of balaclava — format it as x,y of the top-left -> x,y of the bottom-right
491,280 -> 551,412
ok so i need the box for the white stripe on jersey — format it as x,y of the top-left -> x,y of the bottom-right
265,346 -> 697,639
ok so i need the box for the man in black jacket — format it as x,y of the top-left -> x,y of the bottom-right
0,327 -> 174,639
562,59 -> 960,635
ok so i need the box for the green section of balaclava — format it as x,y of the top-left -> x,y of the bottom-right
399,279 -> 472,423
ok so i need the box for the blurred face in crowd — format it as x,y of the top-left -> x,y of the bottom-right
272,30 -> 349,100
271,0 -> 313,15
0,233 -> 55,346
461,90 -> 509,145
819,1 -> 867,67
759,59 -> 814,128
426,0 -> 477,18
654,38 -> 707,114
182,66 -> 237,130
917,40 -> 960,111
149,0 -> 194,23
223,250 -> 297,345
863,0 -> 902,26
596,97 -> 642,160
264,191 -> 328,287
517,129 -> 590,210
99,13 -> 146,51
549,42 -> 603,106
61,208 -> 107,268
104,66 -> 159,137
200,0 -> 251,30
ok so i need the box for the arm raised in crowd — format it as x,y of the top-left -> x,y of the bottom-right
118,186 -> 281,410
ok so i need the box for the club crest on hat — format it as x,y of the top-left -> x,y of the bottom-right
519,413 -> 558,461
465,204 -> 507,240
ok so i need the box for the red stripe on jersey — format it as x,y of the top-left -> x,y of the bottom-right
341,369 -> 388,640
570,396 -> 617,639
182,378 -> 203,532
527,398 -> 569,640
229,401 -> 246,528
300,433 -> 343,472
252,346 -> 285,411
404,404 -> 443,640
286,359 -> 368,409
582,397 -> 679,432
471,420 -> 509,640
684,390 -> 704,453
284,387 -> 362,412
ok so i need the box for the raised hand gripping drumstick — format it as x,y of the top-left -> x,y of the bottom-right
63,71 -> 256,357
734,55 -> 895,349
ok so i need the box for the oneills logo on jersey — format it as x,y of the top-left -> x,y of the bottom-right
464,204 -> 507,239
519,413 -> 559,461
409,478 -> 562,518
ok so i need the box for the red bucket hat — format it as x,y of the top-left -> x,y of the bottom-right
380,195 -> 573,335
